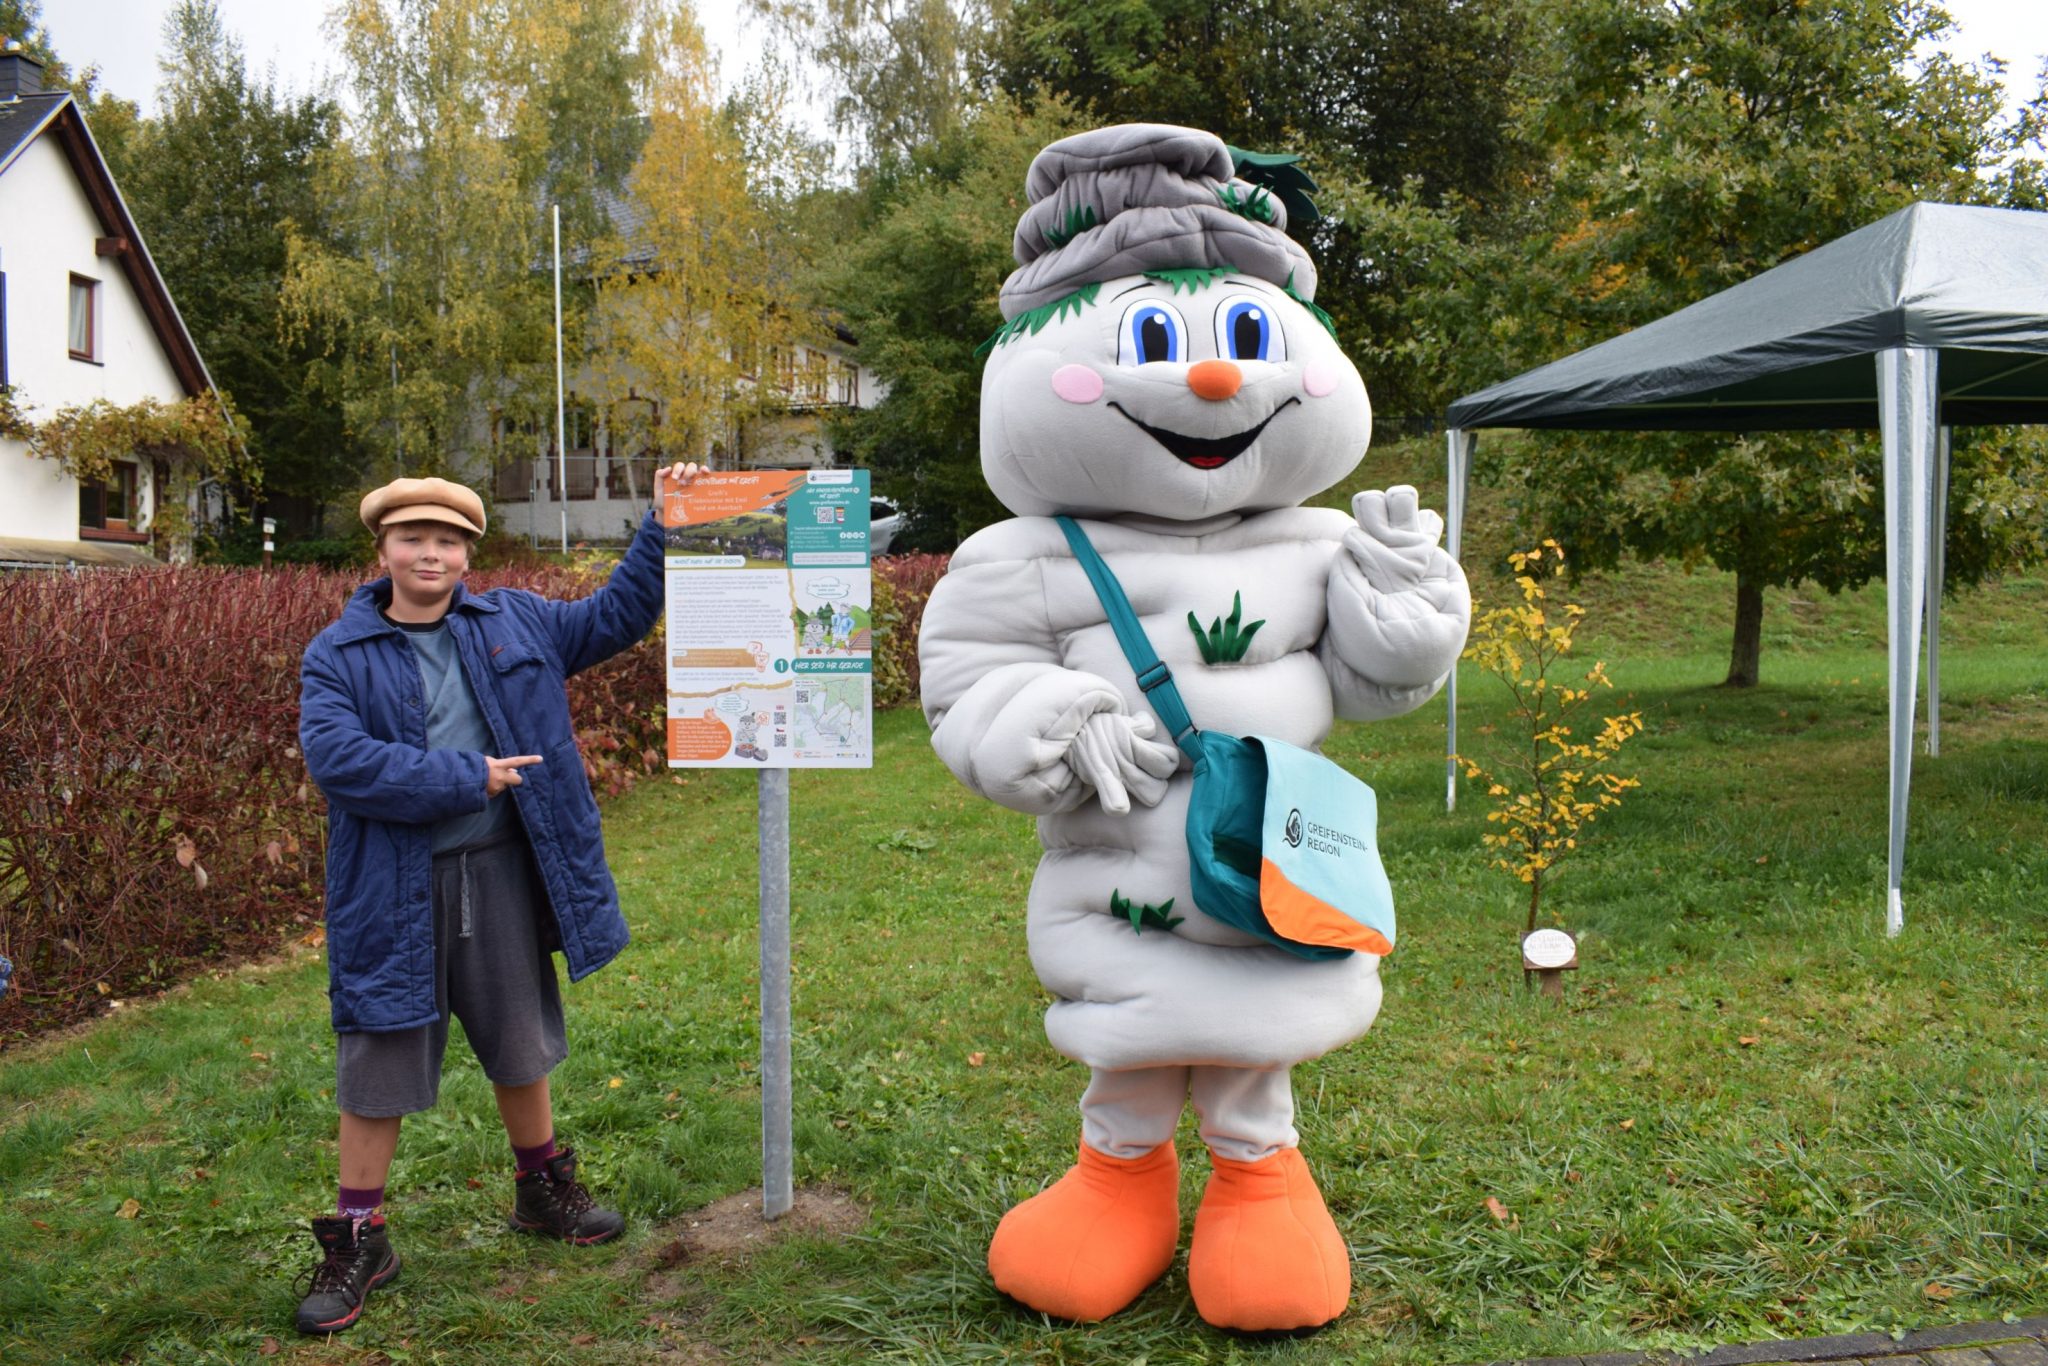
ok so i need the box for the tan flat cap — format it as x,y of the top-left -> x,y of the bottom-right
359,477 -> 486,537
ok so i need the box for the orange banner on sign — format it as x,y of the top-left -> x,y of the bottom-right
668,714 -> 733,763
659,470 -> 808,528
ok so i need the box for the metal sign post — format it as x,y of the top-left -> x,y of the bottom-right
757,768 -> 793,1219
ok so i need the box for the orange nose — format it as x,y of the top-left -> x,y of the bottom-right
1187,359 -> 1242,401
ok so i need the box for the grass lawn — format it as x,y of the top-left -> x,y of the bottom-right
5,444 -> 2045,1363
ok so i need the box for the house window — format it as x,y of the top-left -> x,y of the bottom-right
68,275 -> 98,361
79,460 -> 140,535
836,361 -> 859,406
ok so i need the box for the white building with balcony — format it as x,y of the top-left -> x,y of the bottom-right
482,330 -> 887,545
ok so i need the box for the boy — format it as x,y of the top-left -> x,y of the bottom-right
294,466 -> 695,1335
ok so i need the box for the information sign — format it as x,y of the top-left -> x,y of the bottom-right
660,469 -> 874,769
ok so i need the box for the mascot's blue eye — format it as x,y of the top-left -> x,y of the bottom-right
1117,299 -> 1189,366
1215,294 -> 1285,363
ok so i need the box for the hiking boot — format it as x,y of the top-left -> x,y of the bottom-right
294,1214 -> 400,1335
509,1147 -> 625,1245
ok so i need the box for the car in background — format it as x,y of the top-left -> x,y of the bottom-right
869,496 -> 903,554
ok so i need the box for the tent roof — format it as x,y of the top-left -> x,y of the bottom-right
1445,202 -> 2048,432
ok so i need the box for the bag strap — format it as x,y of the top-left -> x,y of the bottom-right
1054,516 -> 1202,761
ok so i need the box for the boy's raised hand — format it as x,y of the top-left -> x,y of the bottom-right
486,754 -> 543,796
655,462 -> 703,502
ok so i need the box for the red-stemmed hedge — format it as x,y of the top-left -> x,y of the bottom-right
0,551 -> 951,1040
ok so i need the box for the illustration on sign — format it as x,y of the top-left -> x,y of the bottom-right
660,469 -> 874,768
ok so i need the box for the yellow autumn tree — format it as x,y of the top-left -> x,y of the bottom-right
1457,542 -> 1644,934
281,0 -> 648,477
583,12 -> 827,472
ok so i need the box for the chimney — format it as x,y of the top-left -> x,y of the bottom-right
1,40 -> 45,100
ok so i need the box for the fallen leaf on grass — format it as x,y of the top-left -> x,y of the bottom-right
259,1337 -> 281,1357
1925,1282 -> 1955,1301
265,841 -> 284,867
175,836 -> 197,868
299,927 -> 326,948
248,1051 -> 270,1062
1619,1118 -> 1635,1131
608,1076 -> 624,1089
1484,1197 -> 1510,1222
967,1052 -> 986,1067
116,1199 -> 141,1219
30,1219 -> 50,1231
1739,1036 -> 1759,1047
572,1335 -> 597,1347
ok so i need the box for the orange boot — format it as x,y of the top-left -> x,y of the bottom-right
1186,1146 -> 1350,1331
987,1141 -> 1180,1321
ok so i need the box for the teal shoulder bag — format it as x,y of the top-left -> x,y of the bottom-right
1055,517 -> 1396,961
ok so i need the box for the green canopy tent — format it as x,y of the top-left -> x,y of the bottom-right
1441,201 -> 2048,934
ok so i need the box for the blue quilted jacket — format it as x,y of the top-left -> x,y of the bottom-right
299,512 -> 665,1032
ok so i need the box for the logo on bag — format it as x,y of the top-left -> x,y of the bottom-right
1285,809 -> 1303,848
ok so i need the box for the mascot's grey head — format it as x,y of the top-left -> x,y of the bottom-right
979,123 -> 1371,522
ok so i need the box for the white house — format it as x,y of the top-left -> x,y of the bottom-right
0,45 -> 213,569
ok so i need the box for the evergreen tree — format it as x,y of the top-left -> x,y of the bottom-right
106,2 -> 353,531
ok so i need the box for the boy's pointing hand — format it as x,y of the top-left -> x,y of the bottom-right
486,754 -> 544,797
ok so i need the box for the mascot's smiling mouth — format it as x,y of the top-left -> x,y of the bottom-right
1107,398 -> 1301,470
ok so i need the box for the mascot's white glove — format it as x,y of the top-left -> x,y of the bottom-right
1066,710 -> 1180,814
1328,485 -> 1470,690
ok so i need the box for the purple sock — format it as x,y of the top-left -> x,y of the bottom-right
337,1184 -> 384,1222
513,1135 -> 557,1174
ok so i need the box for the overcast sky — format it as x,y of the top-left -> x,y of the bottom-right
41,0 -> 2048,135
47,0 -> 776,118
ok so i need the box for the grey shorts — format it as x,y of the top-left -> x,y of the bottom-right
335,835 -> 569,1118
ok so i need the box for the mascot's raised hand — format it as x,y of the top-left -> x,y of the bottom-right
1326,485 -> 1471,703
919,123 -> 1471,1332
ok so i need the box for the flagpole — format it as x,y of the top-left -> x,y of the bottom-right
554,203 -> 568,555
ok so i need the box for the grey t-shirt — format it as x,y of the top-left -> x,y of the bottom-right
387,612 -> 518,852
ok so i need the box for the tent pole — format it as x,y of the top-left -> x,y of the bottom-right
1445,428 -> 1472,812
1925,426 -> 1950,757
1877,348 -> 1936,937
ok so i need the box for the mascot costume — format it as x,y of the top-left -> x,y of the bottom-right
918,124 -> 1471,1331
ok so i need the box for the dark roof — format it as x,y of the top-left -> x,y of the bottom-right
0,92 -> 212,397
1446,202 -> 2048,432
0,91 -> 65,164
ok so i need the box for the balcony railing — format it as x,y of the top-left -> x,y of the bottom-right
496,452 -> 670,504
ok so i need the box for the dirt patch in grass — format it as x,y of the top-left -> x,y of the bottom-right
629,1187 -> 863,1360
650,1184 -> 865,1271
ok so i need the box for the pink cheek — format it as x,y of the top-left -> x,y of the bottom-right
1050,364 -> 1105,404
1302,363 -> 1340,399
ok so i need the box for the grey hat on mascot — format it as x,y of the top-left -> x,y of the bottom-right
999,123 -> 1322,319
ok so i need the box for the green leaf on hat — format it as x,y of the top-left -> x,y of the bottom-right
1225,144 -> 1321,227
1044,204 -> 1099,249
